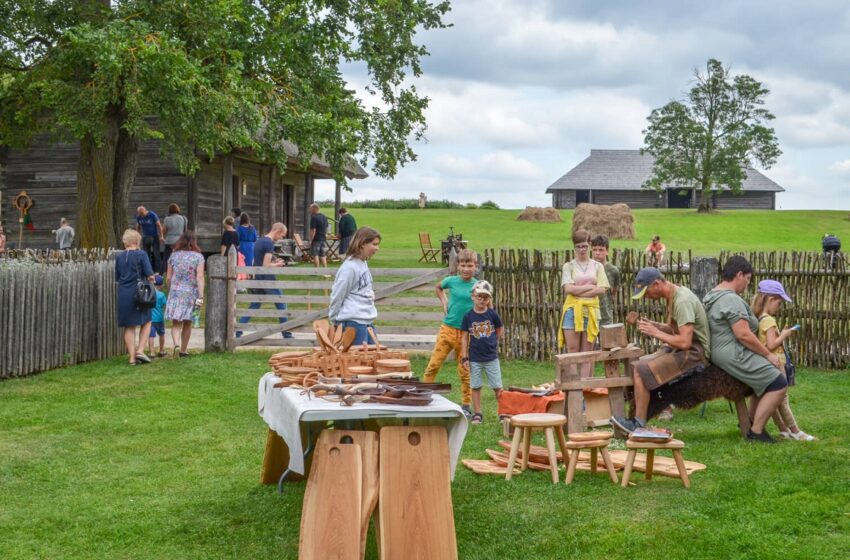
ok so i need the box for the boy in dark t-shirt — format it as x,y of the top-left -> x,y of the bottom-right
460,280 -> 504,425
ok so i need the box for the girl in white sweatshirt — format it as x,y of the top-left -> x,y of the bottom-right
329,227 -> 381,345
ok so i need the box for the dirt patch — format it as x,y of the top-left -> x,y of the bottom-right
517,207 -> 562,223
571,203 -> 636,240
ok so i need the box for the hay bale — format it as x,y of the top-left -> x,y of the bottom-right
571,203 -> 635,240
517,207 -> 562,223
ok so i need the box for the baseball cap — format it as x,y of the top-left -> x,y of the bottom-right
632,267 -> 663,299
758,279 -> 792,303
472,279 -> 493,297
154,274 -> 164,286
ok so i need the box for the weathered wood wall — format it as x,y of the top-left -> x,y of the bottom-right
482,248 -> 849,369
0,251 -> 124,379
549,189 -> 776,210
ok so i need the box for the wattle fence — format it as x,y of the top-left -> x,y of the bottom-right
0,250 -> 124,379
482,248 -> 849,369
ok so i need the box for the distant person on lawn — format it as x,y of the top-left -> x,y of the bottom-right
423,248 -> 478,417
645,235 -> 666,267
460,280 -> 504,425
611,267 -> 710,435
591,234 -> 620,326
164,231 -> 205,358
53,218 -> 75,250
115,229 -> 154,366
135,206 -> 163,273
338,207 -> 357,254
309,203 -> 329,268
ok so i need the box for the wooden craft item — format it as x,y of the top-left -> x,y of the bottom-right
625,311 -> 639,325
607,450 -> 706,477
347,366 -> 375,375
340,327 -> 358,352
313,319 -> 331,335
367,326 -> 380,347
317,430 -> 379,560
486,449 -> 551,472
375,358 -> 411,374
315,326 -> 338,353
379,426 -> 458,560
274,365 -> 317,375
299,442 -> 362,560
333,324 -> 344,346
600,323 -> 628,349
368,395 -> 433,406
462,459 -> 521,476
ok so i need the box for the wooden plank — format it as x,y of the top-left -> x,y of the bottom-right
234,294 -> 440,307
560,377 -> 635,391
236,280 -> 408,290
604,360 -> 626,419
234,308 -> 292,318
234,266 -> 431,276
555,346 -> 643,366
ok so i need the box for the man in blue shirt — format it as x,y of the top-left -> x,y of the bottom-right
135,206 -> 164,273
237,222 -> 293,338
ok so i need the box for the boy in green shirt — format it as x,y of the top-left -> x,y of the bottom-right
423,249 -> 477,415
591,235 -> 621,326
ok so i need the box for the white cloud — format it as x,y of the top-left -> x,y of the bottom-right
432,151 -> 545,180
829,159 -> 850,176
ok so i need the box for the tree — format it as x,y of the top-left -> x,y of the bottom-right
0,0 -> 449,246
641,58 -> 781,213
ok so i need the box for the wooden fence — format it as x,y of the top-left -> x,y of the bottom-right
482,248 -> 849,369
0,254 -> 124,379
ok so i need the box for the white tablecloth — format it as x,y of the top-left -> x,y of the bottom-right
258,372 -> 469,478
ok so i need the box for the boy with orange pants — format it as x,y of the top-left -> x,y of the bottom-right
423,249 -> 477,416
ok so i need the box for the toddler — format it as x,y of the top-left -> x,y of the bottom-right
460,280 -> 504,425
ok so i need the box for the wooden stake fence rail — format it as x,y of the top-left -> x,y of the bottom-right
483,248 -> 850,369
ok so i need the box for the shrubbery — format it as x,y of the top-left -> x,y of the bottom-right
317,198 -> 499,209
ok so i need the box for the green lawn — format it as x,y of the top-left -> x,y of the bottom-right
327,208 -> 850,268
2,353 -> 848,559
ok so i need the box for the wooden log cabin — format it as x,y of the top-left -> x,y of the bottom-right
546,149 -> 785,210
0,138 -> 367,251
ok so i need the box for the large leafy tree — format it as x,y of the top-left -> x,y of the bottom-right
0,0 -> 449,246
641,58 -> 781,213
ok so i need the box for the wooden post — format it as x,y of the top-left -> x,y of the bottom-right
226,246 -> 237,351
205,254 -> 228,352
334,180 -> 341,235
690,256 -> 718,300
557,354 -> 585,435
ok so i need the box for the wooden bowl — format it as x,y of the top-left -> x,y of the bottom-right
375,359 -> 411,374
347,366 -> 375,375
356,386 -> 387,396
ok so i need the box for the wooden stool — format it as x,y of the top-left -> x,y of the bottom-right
564,436 -> 618,484
621,439 -> 690,488
505,413 -> 569,484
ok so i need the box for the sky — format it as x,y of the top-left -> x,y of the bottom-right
317,0 -> 850,210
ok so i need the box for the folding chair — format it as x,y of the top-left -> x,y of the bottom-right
293,233 -> 313,262
418,232 -> 440,263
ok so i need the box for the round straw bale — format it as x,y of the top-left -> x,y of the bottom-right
516,207 -> 562,223
571,203 -> 635,240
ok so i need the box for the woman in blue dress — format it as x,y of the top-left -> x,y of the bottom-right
115,229 -> 155,365
237,212 -> 258,266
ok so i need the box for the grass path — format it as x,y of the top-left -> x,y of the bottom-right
1,353 -> 848,559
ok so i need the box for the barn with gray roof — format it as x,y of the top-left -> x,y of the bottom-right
546,149 -> 785,210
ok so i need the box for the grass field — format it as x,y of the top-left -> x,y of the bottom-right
2,353 -> 848,559
326,208 -> 850,268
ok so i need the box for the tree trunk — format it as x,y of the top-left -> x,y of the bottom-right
697,186 -> 713,213
112,123 -> 139,244
76,108 -> 139,248
76,117 -> 119,248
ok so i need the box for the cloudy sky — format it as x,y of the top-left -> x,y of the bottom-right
317,0 -> 850,210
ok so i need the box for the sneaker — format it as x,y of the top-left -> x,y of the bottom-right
790,430 -> 817,441
746,429 -> 776,443
461,405 -> 473,419
135,353 -> 151,364
611,415 -> 644,434
658,406 -> 674,421
282,332 -> 294,339
157,352 -> 168,358
471,412 -> 483,425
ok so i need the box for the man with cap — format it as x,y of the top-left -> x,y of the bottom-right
611,267 -> 711,434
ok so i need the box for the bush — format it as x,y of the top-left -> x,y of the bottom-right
480,200 -> 500,209
465,202 -> 479,209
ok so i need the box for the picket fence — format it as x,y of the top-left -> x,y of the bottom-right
0,251 -> 124,379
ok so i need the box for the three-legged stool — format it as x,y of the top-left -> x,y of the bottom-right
621,438 -> 690,488
564,432 -> 618,484
505,413 -> 569,484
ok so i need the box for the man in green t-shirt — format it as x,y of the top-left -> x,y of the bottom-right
592,235 -> 621,326
338,207 -> 357,254
611,268 -> 711,434
423,249 -> 477,415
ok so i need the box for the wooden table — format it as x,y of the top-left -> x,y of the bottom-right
257,373 -> 468,490
324,235 -> 341,261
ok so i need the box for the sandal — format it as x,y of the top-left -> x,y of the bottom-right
471,412 -> 483,425
790,430 -> 817,441
179,351 -> 190,358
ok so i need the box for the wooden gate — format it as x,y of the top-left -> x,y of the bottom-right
209,251 -> 447,351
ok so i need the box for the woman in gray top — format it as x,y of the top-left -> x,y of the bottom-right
703,256 -> 787,443
162,203 -> 188,274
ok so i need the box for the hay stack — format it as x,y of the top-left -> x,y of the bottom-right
517,207 -> 562,223
571,203 -> 635,240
